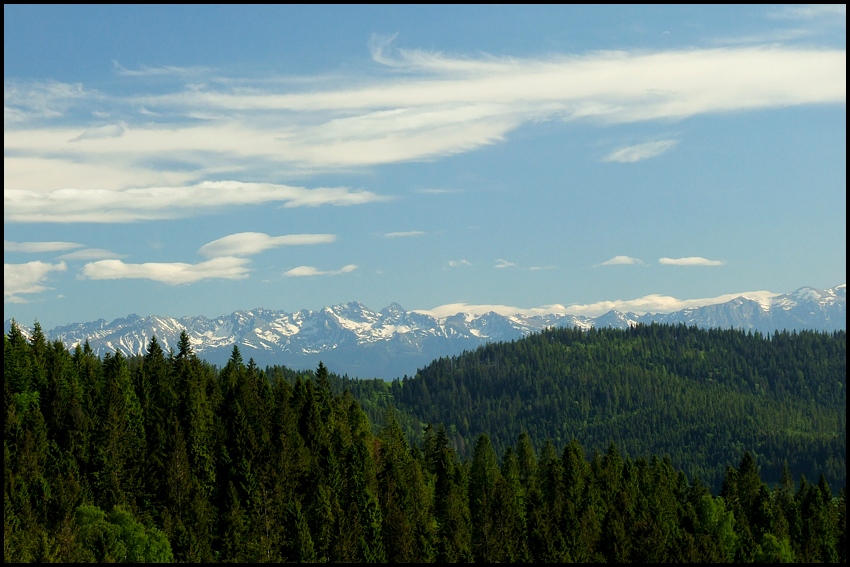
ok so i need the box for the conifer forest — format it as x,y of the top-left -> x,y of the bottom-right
4,321 -> 846,562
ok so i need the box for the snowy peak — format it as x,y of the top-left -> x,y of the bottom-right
4,284 -> 844,379
594,310 -> 641,330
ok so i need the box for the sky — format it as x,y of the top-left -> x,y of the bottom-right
4,5 -> 846,329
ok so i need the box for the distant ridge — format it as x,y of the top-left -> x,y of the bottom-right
5,284 -> 845,379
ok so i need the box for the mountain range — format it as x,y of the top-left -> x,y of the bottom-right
5,284 -> 845,379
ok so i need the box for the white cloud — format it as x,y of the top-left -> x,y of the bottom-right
199,232 -> 336,257
383,231 -> 425,238
603,140 -> 678,163
5,240 -> 84,253
659,256 -> 725,266
132,46 -> 843,119
4,180 -> 388,223
283,264 -> 358,277
55,248 -> 126,261
562,290 -> 776,316
415,289 -> 781,318
4,156 -> 199,193
4,44 -> 844,223
600,255 -> 643,266
415,302 -> 528,318
448,259 -> 472,268
81,257 -> 250,285
494,259 -> 516,269
4,261 -> 67,303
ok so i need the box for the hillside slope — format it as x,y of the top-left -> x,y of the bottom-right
370,324 -> 847,492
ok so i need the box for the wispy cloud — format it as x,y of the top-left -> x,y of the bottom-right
4,261 -> 67,303
603,140 -> 678,163
70,124 -> 125,141
659,256 -> 724,266
769,4 -> 846,20
112,61 -> 210,77
599,255 -> 644,266
383,230 -> 425,238
5,240 -> 84,253
415,188 -> 459,195
367,33 -> 402,67
491,258 -> 553,270
4,180 -> 388,223
415,289 -> 780,318
710,28 -> 820,46
81,257 -> 250,284
710,5 -> 846,47
494,258 -> 516,269
199,232 -> 336,257
56,248 -> 126,261
448,259 -> 471,268
4,79 -> 87,124
4,43 -> 844,224
283,264 -> 358,277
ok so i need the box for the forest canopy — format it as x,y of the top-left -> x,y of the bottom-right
4,321 -> 846,562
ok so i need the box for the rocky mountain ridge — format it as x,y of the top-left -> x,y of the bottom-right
5,284 -> 845,379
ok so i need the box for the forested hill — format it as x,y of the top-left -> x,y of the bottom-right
4,322 -> 845,562
356,324 -> 846,492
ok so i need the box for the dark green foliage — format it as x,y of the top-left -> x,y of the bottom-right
4,321 -> 845,562
387,324 -> 846,493
469,433 -> 499,561
74,504 -> 173,562
377,409 -> 435,562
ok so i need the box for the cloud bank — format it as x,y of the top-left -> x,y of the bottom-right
416,289 -> 781,318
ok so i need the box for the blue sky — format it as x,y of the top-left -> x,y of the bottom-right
4,5 -> 846,329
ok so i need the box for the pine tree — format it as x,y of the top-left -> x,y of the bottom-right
528,439 -> 566,561
561,439 -> 601,562
377,409 -> 418,562
429,424 -> 471,562
93,351 -> 144,510
469,433 -> 499,562
490,446 -> 530,561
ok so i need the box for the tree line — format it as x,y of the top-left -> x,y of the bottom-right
4,321 -> 846,562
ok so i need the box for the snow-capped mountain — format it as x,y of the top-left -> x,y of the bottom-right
5,284 -> 845,379
640,284 -> 846,331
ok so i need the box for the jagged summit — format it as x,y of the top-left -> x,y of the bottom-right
5,284 -> 845,379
